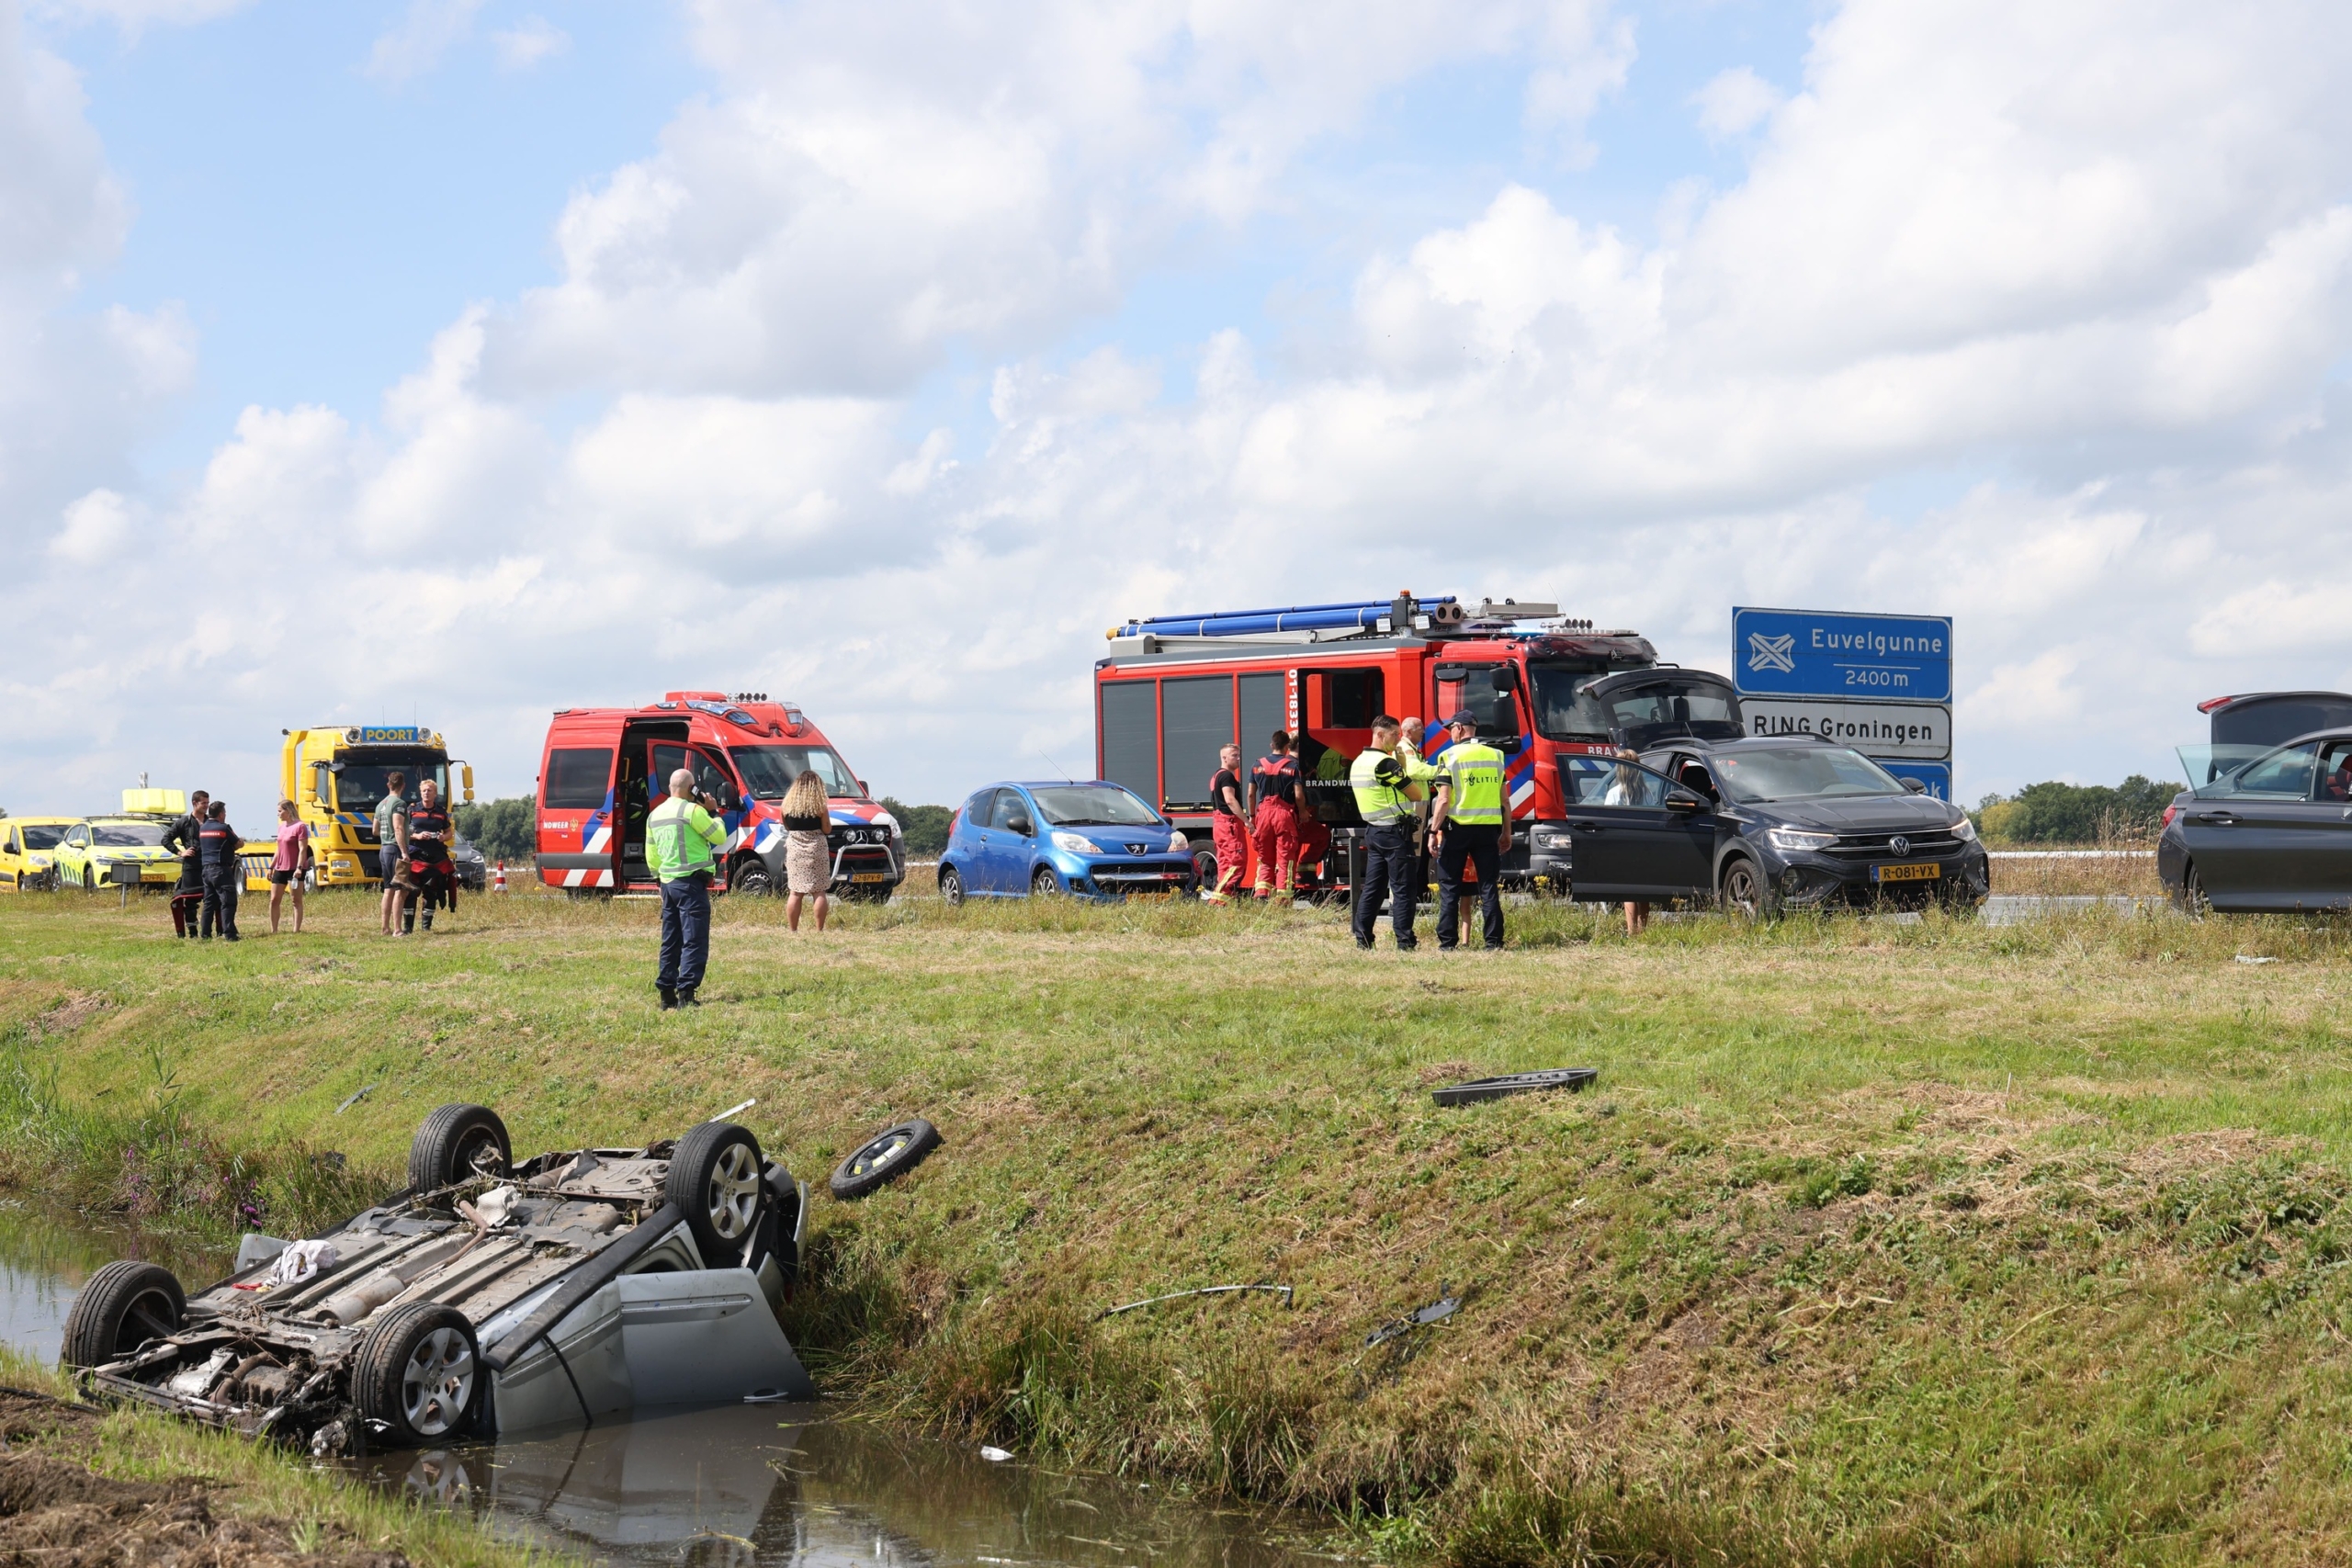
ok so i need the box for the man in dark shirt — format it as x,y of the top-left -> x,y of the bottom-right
195,801 -> 242,942
400,779 -> 456,934
1205,744 -> 1250,903
162,789 -> 210,938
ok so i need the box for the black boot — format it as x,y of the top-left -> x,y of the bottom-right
677,988 -> 700,1008
658,987 -> 677,1011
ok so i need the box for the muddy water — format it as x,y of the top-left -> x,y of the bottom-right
0,1211 -> 1327,1568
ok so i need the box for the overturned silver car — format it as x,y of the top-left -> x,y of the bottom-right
63,1105 -> 814,1453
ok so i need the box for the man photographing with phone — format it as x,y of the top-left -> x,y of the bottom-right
648,767 -> 728,1010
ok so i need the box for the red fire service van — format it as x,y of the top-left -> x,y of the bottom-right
535,692 -> 903,899
1095,594 -> 1739,896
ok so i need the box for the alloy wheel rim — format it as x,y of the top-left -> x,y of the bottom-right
401,1327 -> 475,1437
707,1143 -> 762,1239
853,1134 -> 910,1178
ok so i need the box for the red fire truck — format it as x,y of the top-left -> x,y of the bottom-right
534,692 -> 903,898
1094,594 -> 1739,894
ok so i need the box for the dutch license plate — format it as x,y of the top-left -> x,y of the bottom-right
852,872 -> 888,884
1871,862 -> 1940,884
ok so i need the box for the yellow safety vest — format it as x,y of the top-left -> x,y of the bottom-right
1350,746 -> 1433,826
647,796 -> 725,880
1441,741 -> 1508,826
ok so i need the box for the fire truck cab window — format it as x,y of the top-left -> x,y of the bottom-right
1436,663 -> 1521,741
1307,669 -> 1383,729
1527,665 -> 1612,741
544,748 -> 615,809
732,745 -> 856,798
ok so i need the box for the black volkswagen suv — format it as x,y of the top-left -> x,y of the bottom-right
1538,736 -> 1989,913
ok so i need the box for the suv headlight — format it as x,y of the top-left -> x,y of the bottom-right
1951,816 -> 1977,842
1767,826 -> 1837,852
1051,830 -> 1096,855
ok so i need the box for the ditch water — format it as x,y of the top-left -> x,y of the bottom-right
0,1208 -> 1326,1568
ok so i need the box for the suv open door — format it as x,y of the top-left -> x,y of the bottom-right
1556,754 -> 1720,899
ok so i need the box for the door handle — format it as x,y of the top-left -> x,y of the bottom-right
2192,812 -> 2237,825
1570,820 -> 1603,832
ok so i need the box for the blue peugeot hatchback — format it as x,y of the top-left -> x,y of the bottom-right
936,781 -> 1195,902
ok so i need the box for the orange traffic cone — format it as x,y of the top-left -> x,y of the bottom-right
493,860 -> 507,893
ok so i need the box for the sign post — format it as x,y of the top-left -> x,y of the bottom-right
1733,608 -> 1953,797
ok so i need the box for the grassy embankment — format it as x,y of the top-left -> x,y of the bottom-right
6,883 -> 2352,1565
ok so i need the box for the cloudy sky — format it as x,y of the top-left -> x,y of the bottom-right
5,0 -> 2349,815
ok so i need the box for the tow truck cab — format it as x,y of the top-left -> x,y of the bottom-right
283,726 -> 473,889
535,692 -> 902,898
1093,594 -> 1741,892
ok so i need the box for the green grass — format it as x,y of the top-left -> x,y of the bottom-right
6,886 -> 2352,1565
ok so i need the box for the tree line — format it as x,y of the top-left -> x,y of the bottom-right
1970,776 -> 2176,844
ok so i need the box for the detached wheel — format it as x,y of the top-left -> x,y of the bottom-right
666,1121 -> 765,1263
355,1303 -> 481,1445
730,858 -> 775,897
408,1104 -> 510,1193
830,1118 -> 940,1200
62,1260 -> 185,1369
937,865 -> 966,906
1718,856 -> 1772,920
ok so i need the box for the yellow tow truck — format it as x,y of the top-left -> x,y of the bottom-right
276,726 -> 473,890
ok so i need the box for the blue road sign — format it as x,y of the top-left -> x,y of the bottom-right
1871,760 -> 1951,800
1733,607 -> 1952,703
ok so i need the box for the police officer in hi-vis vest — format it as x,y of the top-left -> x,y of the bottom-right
1349,715 -> 1436,950
648,767 -> 728,1010
1430,711 -> 1512,950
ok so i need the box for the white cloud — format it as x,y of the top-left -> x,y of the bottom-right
28,0 -> 254,35
47,488 -> 136,563
363,0 -> 486,85
1691,65 -> 1781,140
491,15 -> 566,71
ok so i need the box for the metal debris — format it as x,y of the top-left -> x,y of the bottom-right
334,1085 -> 375,1114
1431,1068 -> 1595,1107
1094,1283 -> 1295,1321
1364,1285 -> 1462,1348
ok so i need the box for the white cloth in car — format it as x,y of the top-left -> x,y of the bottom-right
266,1239 -> 337,1285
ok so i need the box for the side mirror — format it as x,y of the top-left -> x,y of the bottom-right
856,778 -> 870,797
1490,666 -> 1518,694
1902,778 -> 1927,794
1666,789 -> 1704,813
1007,815 -> 1035,837
461,763 -> 476,804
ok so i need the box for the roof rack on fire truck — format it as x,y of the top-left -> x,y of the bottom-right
1107,593 -> 1605,651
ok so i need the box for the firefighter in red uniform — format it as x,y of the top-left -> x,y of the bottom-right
1250,730 -> 1302,900
1205,744 -> 1250,903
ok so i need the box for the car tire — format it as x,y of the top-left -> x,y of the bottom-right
407,1104 -> 511,1193
666,1121 -> 766,1263
1192,849 -> 1217,891
937,865 -> 966,906
1718,855 -> 1773,920
354,1303 -> 481,1445
829,1118 -> 941,1201
2177,862 -> 2211,919
729,858 -> 775,897
1031,866 -> 1061,897
62,1260 -> 186,1369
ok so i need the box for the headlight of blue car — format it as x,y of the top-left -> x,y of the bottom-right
1049,830 -> 1096,856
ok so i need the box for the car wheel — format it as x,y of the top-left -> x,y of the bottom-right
666,1121 -> 766,1262
829,1118 -> 941,1200
937,865 -> 966,906
729,858 -> 775,897
62,1260 -> 185,1369
407,1103 -> 511,1193
1031,866 -> 1062,897
355,1303 -> 481,1445
1718,855 -> 1772,919
1191,849 -> 1217,890
2177,862 -> 2211,919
